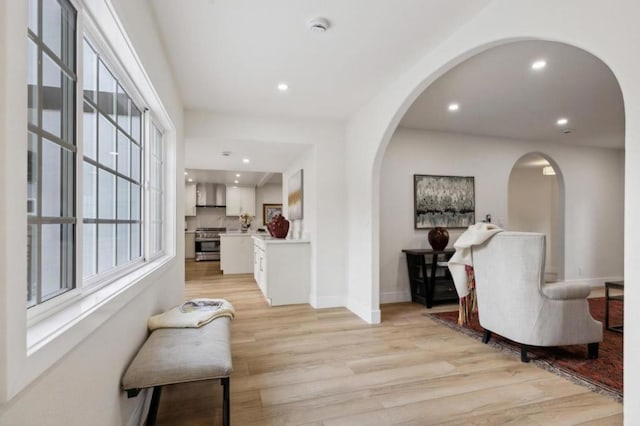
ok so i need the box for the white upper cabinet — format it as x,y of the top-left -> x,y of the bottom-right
185,183 -> 197,216
226,185 -> 256,216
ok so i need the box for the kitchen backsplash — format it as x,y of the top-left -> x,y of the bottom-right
186,207 -> 262,231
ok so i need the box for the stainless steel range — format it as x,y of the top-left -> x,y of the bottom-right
195,227 -> 226,261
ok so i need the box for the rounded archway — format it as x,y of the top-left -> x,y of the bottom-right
508,152 -> 565,281
350,3 -> 637,416
377,40 -> 624,311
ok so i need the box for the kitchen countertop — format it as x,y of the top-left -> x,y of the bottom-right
252,235 -> 310,244
220,231 -> 269,237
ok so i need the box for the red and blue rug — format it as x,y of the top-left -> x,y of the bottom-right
428,297 -> 623,400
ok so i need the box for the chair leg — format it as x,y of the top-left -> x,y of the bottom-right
520,345 -> 530,363
588,342 -> 599,359
482,329 -> 492,344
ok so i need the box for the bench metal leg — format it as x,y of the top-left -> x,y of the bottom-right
146,386 -> 162,426
221,377 -> 230,426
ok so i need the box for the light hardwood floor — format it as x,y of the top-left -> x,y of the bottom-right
155,261 -> 623,425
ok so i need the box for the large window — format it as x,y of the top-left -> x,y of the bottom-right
27,1 -> 167,310
82,39 -> 143,279
27,0 -> 77,307
149,122 -> 165,257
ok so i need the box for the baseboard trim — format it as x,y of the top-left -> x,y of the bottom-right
347,298 -> 381,324
380,291 -> 411,304
562,276 -> 624,288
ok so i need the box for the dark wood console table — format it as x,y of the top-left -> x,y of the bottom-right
402,248 -> 458,308
605,280 -> 624,333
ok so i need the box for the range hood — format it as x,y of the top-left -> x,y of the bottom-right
195,183 -> 227,207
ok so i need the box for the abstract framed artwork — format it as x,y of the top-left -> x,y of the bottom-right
288,169 -> 303,220
414,174 -> 475,229
263,203 -> 282,225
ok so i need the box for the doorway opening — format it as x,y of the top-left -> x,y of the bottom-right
508,153 -> 564,281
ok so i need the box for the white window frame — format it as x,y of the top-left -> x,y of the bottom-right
26,2 -> 173,328
3,0 -> 177,403
27,13 -> 149,322
147,117 -> 166,260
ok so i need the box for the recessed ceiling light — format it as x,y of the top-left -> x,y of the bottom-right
531,60 -> 547,70
187,178 -> 193,182
184,171 -> 188,175
235,173 -> 240,177
557,118 -> 569,126
448,103 -> 459,112
242,158 -> 250,164
277,83 -> 289,91
234,180 -> 239,184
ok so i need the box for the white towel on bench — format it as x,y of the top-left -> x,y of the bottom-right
148,298 -> 235,331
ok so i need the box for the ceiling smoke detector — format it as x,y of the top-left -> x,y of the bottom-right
222,151 -> 232,157
308,17 -> 330,33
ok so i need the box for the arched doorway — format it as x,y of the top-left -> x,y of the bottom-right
508,153 -> 564,281
351,3 -> 637,417
378,40 -> 623,310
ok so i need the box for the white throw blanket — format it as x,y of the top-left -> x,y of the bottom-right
448,223 -> 503,298
148,298 -> 235,331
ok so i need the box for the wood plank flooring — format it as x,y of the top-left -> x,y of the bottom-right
155,261 -> 623,425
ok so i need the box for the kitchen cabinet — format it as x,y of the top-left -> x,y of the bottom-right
185,232 -> 196,259
252,236 -> 310,306
226,185 -> 256,216
220,233 -> 254,274
185,183 -> 197,216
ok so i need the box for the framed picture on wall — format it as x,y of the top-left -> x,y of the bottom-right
263,204 -> 282,225
288,169 -> 303,220
414,174 -> 475,229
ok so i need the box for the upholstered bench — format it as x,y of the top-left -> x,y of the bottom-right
122,316 -> 233,426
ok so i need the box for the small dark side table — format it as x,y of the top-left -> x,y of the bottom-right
402,248 -> 458,308
605,280 -> 624,333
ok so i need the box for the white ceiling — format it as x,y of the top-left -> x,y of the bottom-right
400,40 -> 625,148
149,4 -> 624,153
149,0 -> 491,120
185,168 -> 282,186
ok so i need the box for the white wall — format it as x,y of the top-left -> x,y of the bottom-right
346,1 -> 640,420
508,166 -> 560,278
0,0 -> 184,424
185,111 -> 347,309
379,128 -> 623,303
256,183 -> 282,227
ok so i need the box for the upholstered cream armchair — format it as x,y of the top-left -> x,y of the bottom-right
471,232 -> 602,362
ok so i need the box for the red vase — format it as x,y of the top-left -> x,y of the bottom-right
428,227 -> 449,251
267,214 -> 290,239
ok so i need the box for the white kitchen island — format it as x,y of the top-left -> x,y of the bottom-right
252,235 -> 310,306
219,232 -> 256,274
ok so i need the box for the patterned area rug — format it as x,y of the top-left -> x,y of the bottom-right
427,297 -> 623,401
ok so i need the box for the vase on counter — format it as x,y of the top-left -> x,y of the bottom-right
241,223 -> 250,233
428,227 -> 449,251
267,214 -> 290,239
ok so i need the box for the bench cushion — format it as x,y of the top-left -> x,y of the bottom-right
122,317 -> 232,391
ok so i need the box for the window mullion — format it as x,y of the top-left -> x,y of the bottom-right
36,0 -> 43,305
142,110 -> 149,261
